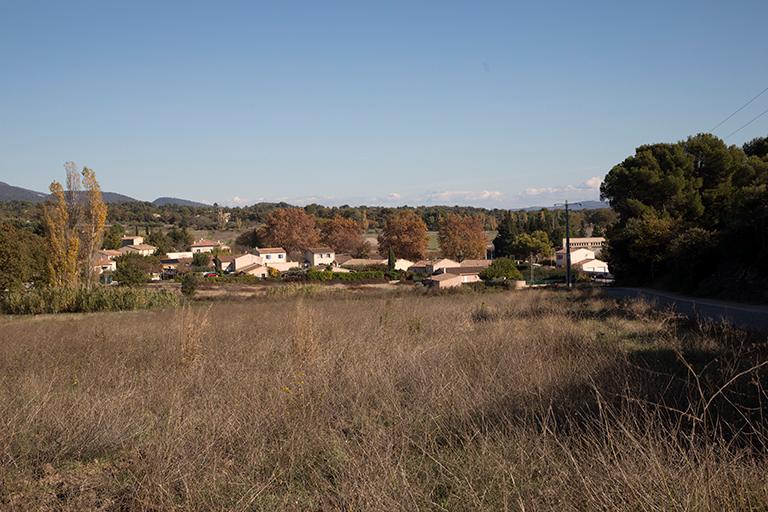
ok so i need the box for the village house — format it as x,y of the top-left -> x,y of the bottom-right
166,251 -> 194,260
120,235 -> 144,247
118,243 -> 157,257
574,258 -> 610,274
159,257 -> 193,274
97,249 -> 122,261
236,263 -> 269,278
191,239 -> 230,254
555,248 -> 595,268
425,273 -> 465,289
304,247 -> 335,267
408,258 -> 462,275
562,237 -> 605,255
93,257 -> 116,274
340,257 -> 414,271
221,253 -> 260,273
253,247 -> 296,272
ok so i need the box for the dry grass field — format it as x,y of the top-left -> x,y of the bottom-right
1,288 -> 767,510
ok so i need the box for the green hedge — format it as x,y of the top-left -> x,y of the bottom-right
1,287 -> 179,315
306,270 -> 385,282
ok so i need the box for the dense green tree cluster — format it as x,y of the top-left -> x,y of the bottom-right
601,133 -> 768,299
492,209 -> 614,258
0,221 -> 47,291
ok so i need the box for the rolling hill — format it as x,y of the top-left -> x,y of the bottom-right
0,182 -> 205,206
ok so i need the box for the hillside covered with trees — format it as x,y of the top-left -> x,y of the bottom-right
601,133 -> 768,300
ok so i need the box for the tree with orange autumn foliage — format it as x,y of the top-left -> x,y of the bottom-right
43,181 -> 80,288
438,213 -> 487,261
42,164 -> 108,289
320,216 -> 366,254
377,211 -> 428,261
262,208 -> 320,253
81,167 -> 108,288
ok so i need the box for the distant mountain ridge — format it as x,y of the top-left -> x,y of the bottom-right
0,181 -> 608,210
152,197 -> 209,207
519,200 -> 609,211
0,182 -> 206,206
0,181 -> 48,202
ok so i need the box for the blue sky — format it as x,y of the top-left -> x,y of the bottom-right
1,1 -> 767,208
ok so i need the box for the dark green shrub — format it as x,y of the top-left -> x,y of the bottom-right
306,270 -> 385,282
180,273 -> 199,297
479,258 -> 524,281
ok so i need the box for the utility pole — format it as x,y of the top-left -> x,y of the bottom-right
530,251 -> 534,285
564,200 -> 571,288
555,200 -> 581,289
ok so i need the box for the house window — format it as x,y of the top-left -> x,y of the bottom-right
278,254 -> 284,259
266,255 -> 271,260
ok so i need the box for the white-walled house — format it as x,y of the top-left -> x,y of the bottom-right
118,243 -> 157,257
97,249 -> 122,261
191,239 -> 230,254
93,257 -> 116,274
555,248 -> 595,268
304,247 -> 335,267
340,257 -> 414,271
575,258 -> 610,274
561,237 -> 605,255
254,247 -> 297,272
121,235 -> 144,247
237,263 -> 269,278
165,251 -> 194,260
223,253 -> 261,273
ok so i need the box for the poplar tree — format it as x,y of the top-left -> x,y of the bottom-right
81,167 -> 108,288
43,181 -> 80,288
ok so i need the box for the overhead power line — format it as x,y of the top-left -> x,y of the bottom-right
725,106 -> 768,140
710,85 -> 768,133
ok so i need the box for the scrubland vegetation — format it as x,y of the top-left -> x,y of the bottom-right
0,287 -> 178,315
1,289 -> 767,510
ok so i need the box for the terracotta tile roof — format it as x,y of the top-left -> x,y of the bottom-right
191,239 -> 221,247
460,259 -> 491,268
335,254 -> 353,265
255,247 -> 286,254
238,263 -> 267,273
446,266 -> 485,275
341,258 -> 386,267
430,273 -> 461,282
119,244 -> 156,252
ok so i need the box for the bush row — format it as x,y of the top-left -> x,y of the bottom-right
306,270 -> 385,282
1,287 -> 179,315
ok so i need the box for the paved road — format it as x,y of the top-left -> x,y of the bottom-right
602,287 -> 768,333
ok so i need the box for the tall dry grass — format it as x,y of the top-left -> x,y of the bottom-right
0,289 -> 766,510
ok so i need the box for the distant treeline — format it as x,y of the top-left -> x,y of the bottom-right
0,199 -> 615,245
601,134 -> 768,300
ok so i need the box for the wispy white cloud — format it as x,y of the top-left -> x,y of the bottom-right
584,176 -> 602,189
216,176 -> 604,209
422,190 -> 504,203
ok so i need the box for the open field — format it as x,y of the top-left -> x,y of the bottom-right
1,289 -> 767,510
